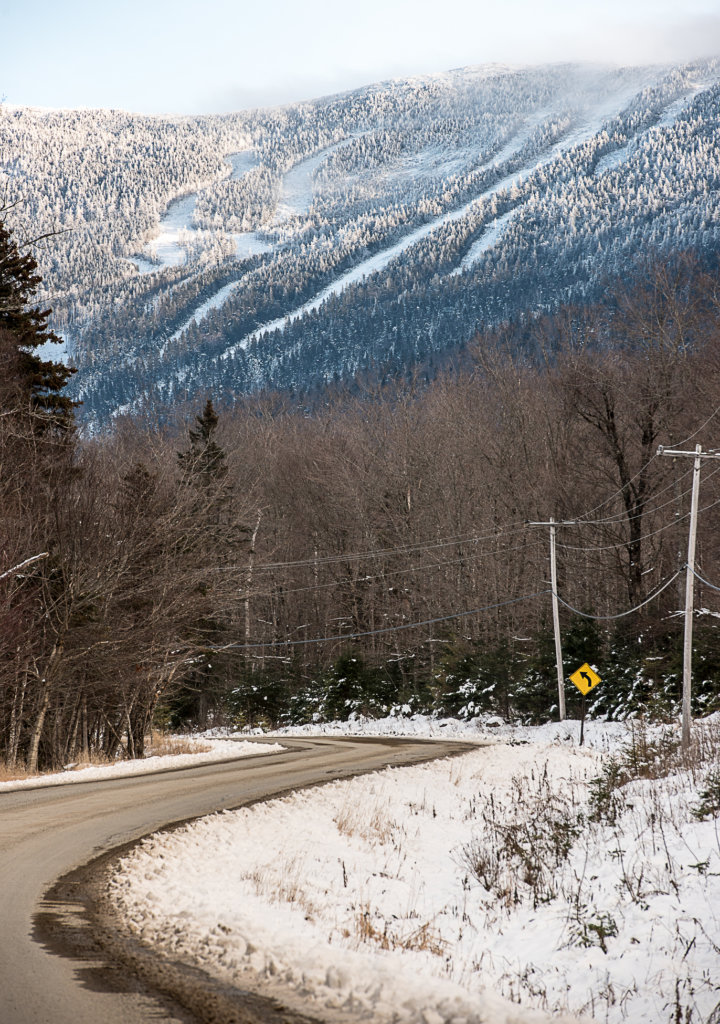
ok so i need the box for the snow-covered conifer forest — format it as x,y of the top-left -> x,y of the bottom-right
4,57 -> 720,773
4,58 -> 720,425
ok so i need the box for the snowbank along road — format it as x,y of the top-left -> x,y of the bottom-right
0,735 -> 474,1024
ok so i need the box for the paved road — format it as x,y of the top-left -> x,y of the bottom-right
0,736 -> 471,1024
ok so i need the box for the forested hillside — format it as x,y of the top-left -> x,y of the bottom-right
4,59 -> 720,425
3,58 -> 720,769
3,236 -> 720,767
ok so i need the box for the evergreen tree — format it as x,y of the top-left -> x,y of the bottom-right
177,398 -> 227,486
172,398 -> 236,727
0,217 -> 76,432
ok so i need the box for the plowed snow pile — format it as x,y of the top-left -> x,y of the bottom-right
109,720 -> 720,1023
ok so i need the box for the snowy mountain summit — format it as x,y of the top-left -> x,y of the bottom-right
4,58 -> 720,424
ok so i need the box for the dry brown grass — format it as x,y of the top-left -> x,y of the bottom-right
146,731 -> 211,757
0,734 -> 211,782
245,859 -> 319,919
70,750 -> 122,769
356,904 -> 447,957
0,761 -> 32,782
0,754 -> 118,780
334,796 -> 400,845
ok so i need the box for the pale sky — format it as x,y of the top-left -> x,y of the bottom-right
4,0 -> 720,114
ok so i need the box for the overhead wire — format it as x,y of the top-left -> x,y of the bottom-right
555,497 -> 720,553
558,465 -> 695,528
669,401 -> 720,449
204,464 -> 719,626
214,589 -> 552,649
555,568 -> 684,620
212,455 -> 701,575
555,466 -> 720,553
689,566 -> 720,594
569,452 -> 660,522
565,404 -> 720,525
215,520 -> 539,574
194,400 -> 720,639
551,457 -> 716,532
199,407 -> 720,575
238,440 -> 716,576
249,537 -> 546,600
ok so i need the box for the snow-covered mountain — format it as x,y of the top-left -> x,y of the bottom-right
4,59 -> 720,426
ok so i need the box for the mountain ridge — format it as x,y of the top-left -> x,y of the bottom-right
2,58 -> 719,426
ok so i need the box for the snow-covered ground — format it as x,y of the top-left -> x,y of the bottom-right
144,191 -> 198,270
0,737 -> 284,792
449,208 -> 520,277
35,331 -> 74,364
595,83 -> 709,177
137,149 -> 264,272
230,231 -> 272,258
225,151 -> 259,178
217,85 -> 680,361
248,710 -> 627,748
109,714 -> 720,1024
272,138 -> 356,224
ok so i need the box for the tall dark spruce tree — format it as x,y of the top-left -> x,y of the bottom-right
0,217 -> 76,431
170,398 -> 234,727
177,398 -> 227,487
0,215 -> 77,771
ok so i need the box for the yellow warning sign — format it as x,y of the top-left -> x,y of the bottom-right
570,663 -> 601,695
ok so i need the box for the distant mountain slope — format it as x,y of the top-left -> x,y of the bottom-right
3,59 -> 720,426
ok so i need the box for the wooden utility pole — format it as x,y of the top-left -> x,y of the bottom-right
527,518 -> 578,722
657,444 -> 720,750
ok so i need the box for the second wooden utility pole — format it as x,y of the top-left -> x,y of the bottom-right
527,518 -> 578,722
658,443 -> 720,750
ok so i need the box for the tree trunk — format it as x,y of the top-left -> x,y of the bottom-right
27,679 -> 51,774
244,509 -> 263,663
27,643 -> 63,773
7,663 -> 28,768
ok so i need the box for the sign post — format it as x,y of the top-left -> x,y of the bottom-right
569,662 -> 601,746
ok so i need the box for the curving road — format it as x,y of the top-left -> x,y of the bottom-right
0,735 -> 473,1024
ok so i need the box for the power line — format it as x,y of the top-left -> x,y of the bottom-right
689,566 -> 720,594
240,451 -> 715,577
215,589 -> 552,649
555,463 -> 720,551
557,458 -> 718,531
671,402 -> 720,448
219,462 -> 702,574
555,568 -> 684,620
567,407 -> 720,524
570,452 -> 660,522
251,537 -> 546,599
561,465 -> 695,528
555,490 -> 720,553
200,412 -> 720,576
215,521 -> 537,574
